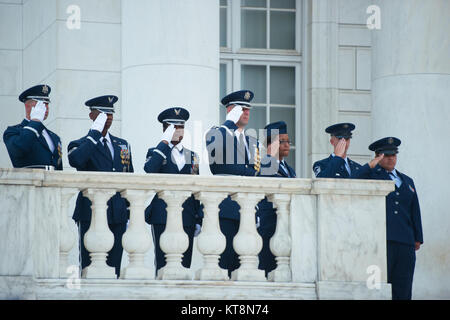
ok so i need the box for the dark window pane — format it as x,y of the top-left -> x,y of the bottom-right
241,65 -> 267,104
270,11 -> 295,50
241,9 -> 267,48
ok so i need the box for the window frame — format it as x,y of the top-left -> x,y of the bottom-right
219,0 -> 306,176
221,0 -> 302,54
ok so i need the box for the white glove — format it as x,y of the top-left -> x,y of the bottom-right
194,224 -> 202,237
30,101 -> 47,122
226,105 -> 243,124
161,124 -> 176,143
91,112 -> 107,133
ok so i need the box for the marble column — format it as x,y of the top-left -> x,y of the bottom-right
59,188 -> 79,278
371,0 -> 450,298
267,194 -> 292,282
121,0 -> 220,174
120,189 -> 155,280
231,193 -> 266,281
194,191 -> 229,281
156,190 -> 192,280
81,188 -> 117,279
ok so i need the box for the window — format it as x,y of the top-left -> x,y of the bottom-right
220,0 -> 302,171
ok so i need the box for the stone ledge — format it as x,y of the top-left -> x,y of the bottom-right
316,281 -> 392,300
1,276 -> 317,300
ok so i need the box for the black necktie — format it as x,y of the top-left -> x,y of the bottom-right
102,137 -> 112,160
280,161 -> 290,177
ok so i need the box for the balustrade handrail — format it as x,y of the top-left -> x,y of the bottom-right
0,168 -> 394,196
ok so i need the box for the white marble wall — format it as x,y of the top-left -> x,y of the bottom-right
121,0 -> 220,174
307,0 -> 373,171
371,0 -> 450,299
0,0 -> 23,169
19,0 -> 122,171
337,0 -> 373,167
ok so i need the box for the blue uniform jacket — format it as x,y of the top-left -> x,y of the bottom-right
3,119 -> 63,170
144,141 -> 203,226
257,158 -> 297,229
206,120 -> 262,220
67,129 -> 134,224
206,120 -> 261,177
354,164 -> 424,246
313,154 -> 362,178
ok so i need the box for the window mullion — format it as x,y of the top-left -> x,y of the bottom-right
266,0 -> 270,50
233,59 -> 240,92
266,64 -> 270,125
231,0 -> 240,53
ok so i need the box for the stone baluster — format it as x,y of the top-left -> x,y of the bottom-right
120,189 -> 155,279
267,194 -> 292,282
81,188 -> 116,279
230,192 -> 266,281
59,187 -> 79,278
194,191 -> 229,281
156,190 -> 192,280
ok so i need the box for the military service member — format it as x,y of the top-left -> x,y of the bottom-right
257,121 -> 296,276
313,122 -> 362,178
205,90 -> 263,277
67,95 -> 133,278
353,137 -> 423,300
3,84 -> 63,170
144,107 -> 203,273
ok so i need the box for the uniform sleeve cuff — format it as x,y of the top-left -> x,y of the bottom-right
27,120 -> 45,134
222,120 -> 238,131
88,129 -> 103,142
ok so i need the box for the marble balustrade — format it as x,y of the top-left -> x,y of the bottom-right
0,168 -> 395,299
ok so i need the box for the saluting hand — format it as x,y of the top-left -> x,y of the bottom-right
91,112 -> 107,133
30,101 -> 47,122
334,138 -> 347,158
226,105 -> 243,124
369,153 -> 384,168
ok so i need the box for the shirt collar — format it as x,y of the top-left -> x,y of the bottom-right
331,153 -> 349,163
387,168 -> 398,176
102,132 -> 111,144
169,141 -> 184,152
